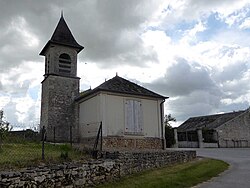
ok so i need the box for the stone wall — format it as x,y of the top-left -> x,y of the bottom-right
79,137 -> 164,151
217,110 -> 250,148
0,150 -> 196,188
40,75 -> 80,143
102,137 -> 164,150
104,150 -> 196,176
178,141 -> 199,148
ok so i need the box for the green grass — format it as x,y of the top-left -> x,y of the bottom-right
98,158 -> 229,188
0,142 -> 88,170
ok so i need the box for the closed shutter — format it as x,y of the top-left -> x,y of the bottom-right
125,100 -> 143,134
125,100 -> 134,133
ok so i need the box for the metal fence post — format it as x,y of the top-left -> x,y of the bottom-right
70,125 -> 72,147
42,126 -> 46,160
53,126 -> 55,145
100,121 -> 102,153
0,133 -> 2,150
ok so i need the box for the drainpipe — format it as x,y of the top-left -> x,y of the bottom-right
160,99 -> 166,150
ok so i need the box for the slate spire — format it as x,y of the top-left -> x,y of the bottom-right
40,14 -> 83,55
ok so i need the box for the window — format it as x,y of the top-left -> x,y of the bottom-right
125,100 -> 143,134
59,53 -> 71,74
45,54 -> 50,74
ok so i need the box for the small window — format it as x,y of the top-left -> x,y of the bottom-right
125,100 -> 143,135
59,53 -> 71,74
45,54 -> 50,75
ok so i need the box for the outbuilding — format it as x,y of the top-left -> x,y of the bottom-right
177,109 -> 250,148
76,75 -> 168,150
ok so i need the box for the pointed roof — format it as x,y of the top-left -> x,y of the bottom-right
40,15 -> 83,55
76,76 -> 168,101
177,110 -> 246,132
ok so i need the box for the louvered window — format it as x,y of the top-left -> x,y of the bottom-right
125,100 -> 143,134
59,53 -> 71,74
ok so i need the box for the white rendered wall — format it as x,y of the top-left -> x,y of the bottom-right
79,95 -> 101,138
79,92 -> 164,139
103,93 -> 163,138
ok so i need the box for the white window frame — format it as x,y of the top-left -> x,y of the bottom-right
124,99 -> 143,135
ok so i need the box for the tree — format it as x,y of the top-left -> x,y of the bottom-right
164,114 -> 176,126
164,114 -> 176,148
0,110 -> 11,149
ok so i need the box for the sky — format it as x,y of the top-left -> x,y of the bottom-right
1,0 -> 250,129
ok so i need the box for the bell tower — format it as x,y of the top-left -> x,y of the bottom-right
40,14 -> 83,142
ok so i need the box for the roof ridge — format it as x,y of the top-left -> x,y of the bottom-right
188,110 -> 245,120
218,109 -> 248,127
76,75 -> 168,101
178,109 -> 247,131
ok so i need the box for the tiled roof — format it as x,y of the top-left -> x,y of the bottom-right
177,110 -> 245,132
76,76 -> 168,101
40,15 -> 83,55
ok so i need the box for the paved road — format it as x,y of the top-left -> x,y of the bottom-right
194,148 -> 250,188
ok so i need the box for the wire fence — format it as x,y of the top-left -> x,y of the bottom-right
0,127 -> 88,170
78,121 -> 103,158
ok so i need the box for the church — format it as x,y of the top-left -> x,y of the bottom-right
39,15 -> 168,150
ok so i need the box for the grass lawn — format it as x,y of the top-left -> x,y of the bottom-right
98,158 -> 229,188
0,142 -> 88,170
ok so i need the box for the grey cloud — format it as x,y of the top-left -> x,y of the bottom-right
142,58 -> 224,122
0,31 -> 39,72
143,57 -> 250,123
167,90 -> 222,122
67,0 -> 160,66
0,0 -> 161,72
222,78 -> 250,99
218,101 -> 249,113
0,1 -> 57,72
146,58 -> 218,97
213,61 -> 248,83
1,72 -> 31,97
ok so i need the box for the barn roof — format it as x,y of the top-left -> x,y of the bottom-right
76,75 -> 168,101
40,14 -> 83,55
177,110 -> 246,132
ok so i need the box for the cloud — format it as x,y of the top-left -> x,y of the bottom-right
213,61 -> 249,82
146,58 -> 218,97
0,1 -> 161,72
167,90 -> 222,121
156,0 -> 250,32
67,0 -> 163,67
143,56 -> 249,122
0,17 -> 40,72
1,0 -> 250,127
239,17 -> 250,29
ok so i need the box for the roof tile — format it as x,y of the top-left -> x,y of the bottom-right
77,76 -> 167,100
40,15 -> 83,55
178,110 -> 245,131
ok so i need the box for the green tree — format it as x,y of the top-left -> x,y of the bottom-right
0,110 -> 11,149
164,114 -> 176,148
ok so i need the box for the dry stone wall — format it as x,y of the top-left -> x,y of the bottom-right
102,137 -> 163,150
217,110 -> 250,148
0,150 -> 196,188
